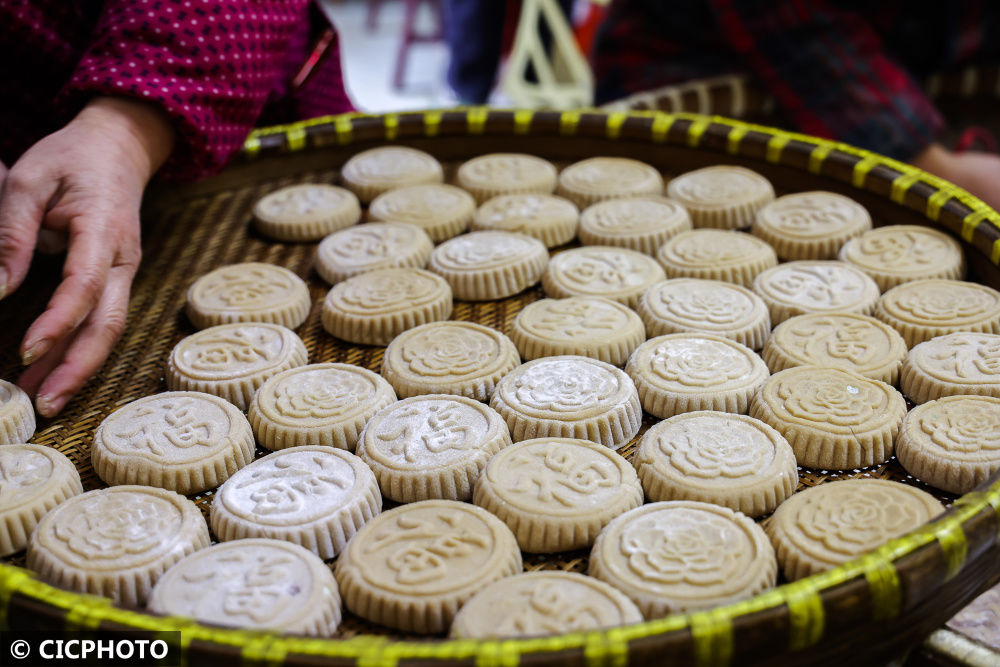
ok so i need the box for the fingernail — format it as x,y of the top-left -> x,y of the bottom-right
22,339 -> 49,365
36,394 -> 63,418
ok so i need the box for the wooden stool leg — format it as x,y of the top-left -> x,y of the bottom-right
392,0 -> 444,90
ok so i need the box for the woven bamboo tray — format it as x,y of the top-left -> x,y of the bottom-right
3,109 -> 1000,666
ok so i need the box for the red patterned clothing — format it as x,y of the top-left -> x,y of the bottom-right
592,0 -> 1000,161
0,0 -> 352,181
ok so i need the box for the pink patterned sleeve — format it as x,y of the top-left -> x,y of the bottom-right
62,0 -> 311,181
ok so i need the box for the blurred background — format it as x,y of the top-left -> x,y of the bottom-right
320,0 -> 606,111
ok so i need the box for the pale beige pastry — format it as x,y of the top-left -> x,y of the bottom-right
637,278 -> 771,350
838,224 -> 966,291
165,323 -> 308,410
752,260 -> 881,325
765,479 -> 943,581
752,191 -> 871,259
471,193 -> 579,248
449,571 -> 643,638
248,363 -> 396,451
0,444 -> 82,557
874,279 -> 1000,348
148,539 -> 342,636
27,486 -> 209,607
381,321 -> 520,401
473,438 -> 642,552
625,334 -> 769,419
357,394 -> 511,502
368,183 -> 475,242
253,183 -> 361,241
578,196 -> 692,255
510,296 -> 645,366
0,379 -> 34,445
542,246 -> 666,308
321,268 -> 453,346
457,153 -> 558,203
763,313 -> 907,384
899,333 -> 1000,404
666,165 -> 775,229
334,499 -> 521,634
428,230 -> 549,300
656,229 -> 778,287
92,392 -> 255,494
489,355 -> 642,450
635,412 -> 797,518
340,145 -> 443,203
749,365 -> 906,469
556,157 -> 663,208
315,222 -> 434,285
211,446 -> 381,559
186,263 -> 311,330
896,395 -> 1000,494
589,500 -> 776,617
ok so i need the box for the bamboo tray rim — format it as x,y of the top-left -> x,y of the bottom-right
3,108 -> 1000,666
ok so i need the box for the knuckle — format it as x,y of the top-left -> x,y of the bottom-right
117,243 -> 142,269
67,265 -> 107,298
0,226 -> 33,253
100,313 -> 127,341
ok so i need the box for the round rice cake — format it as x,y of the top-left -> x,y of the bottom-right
357,395 -> 511,503
766,479 -> 943,580
752,260 -> 880,325
315,222 -> 433,285
211,446 -> 381,559
557,157 -> 663,208
749,365 -> 906,469
321,268 -> 453,346
763,313 -> 907,384
542,246 -> 665,308
637,278 -> 771,350
457,153 -> 558,203
752,191 -> 871,259
510,296 -> 645,366
148,539 -> 342,636
490,355 -> 642,450
27,486 -> 210,607
92,391 -> 255,494
666,165 -> 775,229
625,334 -> 769,419
334,500 -> 521,634
656,229 -> 777,287
578,196 -> 692,255
896,395 -> 1000,494
471,193 -> 579,248
253,183 -> 361,241
341,146 -> 443,202
428,230 -> 549,300
450,571 -> 643,637
589,500 -> 776,617
634,411 -> 797,518
368,183 -> 475,242
381,321 -> 520,401
899,332 -> 1000,404
185,262 -> 311,330
839,224 -> 965,291
874,279 -> 1000,348
473,437 -> 643,552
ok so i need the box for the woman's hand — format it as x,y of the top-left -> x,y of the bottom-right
912,142 -> 1000,213
0,96 -> 174,417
